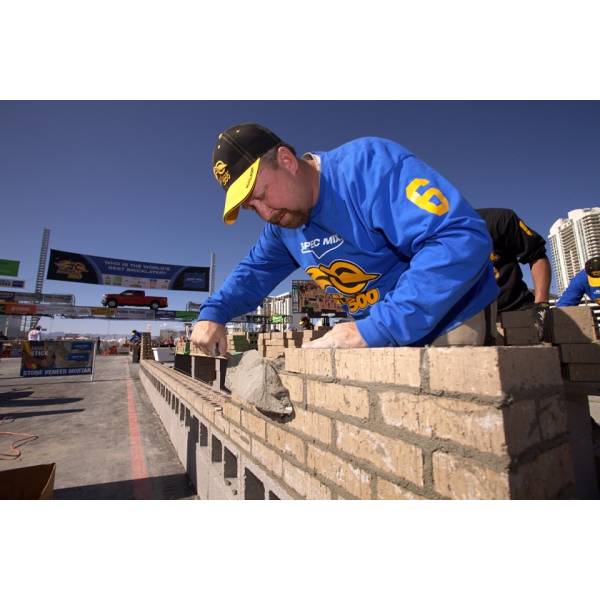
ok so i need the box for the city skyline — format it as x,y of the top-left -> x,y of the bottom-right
1,101 -> 600,334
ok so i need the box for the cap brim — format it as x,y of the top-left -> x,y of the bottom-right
587,275 -> 600,286
223,158 -> 260,224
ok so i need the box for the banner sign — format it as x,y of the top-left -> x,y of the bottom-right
21,340 -> 95,377
0,291 -> 74,304
175,311 -> 197,321
0,259 -> 19,277
0,278 -> 25,289
47,249 -> 210,291
0,302 -> 38,315
291,280 -> 347,317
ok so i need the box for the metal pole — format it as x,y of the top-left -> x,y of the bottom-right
209,252 -> 216,296
30,228 -> 50,329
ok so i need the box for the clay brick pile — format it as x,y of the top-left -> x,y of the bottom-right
258,329 -> 329,359
140,344 -> 574,499
502,306 -> 600,385
551,307 -> 600,384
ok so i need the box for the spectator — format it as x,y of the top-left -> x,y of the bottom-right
300,315 -> 313,330
27,325 -> 42,341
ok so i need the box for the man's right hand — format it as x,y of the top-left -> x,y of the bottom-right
190,320 -> 228,356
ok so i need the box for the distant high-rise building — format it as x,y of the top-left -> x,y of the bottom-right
549,208 -> 600,294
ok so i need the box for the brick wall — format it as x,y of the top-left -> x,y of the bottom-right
139,344 -> 575,500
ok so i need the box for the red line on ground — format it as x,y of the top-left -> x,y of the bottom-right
126,374 -> 152,499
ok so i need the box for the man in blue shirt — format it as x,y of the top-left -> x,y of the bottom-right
557,257 -> 600,307
191,123 -> 499,355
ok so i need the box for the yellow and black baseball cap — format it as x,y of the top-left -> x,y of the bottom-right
585,256 -> 600,286
212,123 -> 282,224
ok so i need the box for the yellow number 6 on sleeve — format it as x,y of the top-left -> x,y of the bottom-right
405,178 -> 450,216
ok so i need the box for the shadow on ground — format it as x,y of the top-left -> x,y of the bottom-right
54,473 -> 196,500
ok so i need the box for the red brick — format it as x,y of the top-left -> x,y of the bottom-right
336,422 -> 423,486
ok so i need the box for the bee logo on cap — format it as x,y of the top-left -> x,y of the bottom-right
213,160 -> 231,187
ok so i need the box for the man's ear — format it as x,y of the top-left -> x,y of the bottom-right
277,146 -> 298,174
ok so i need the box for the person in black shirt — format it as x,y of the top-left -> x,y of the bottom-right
477,208 -> 551,340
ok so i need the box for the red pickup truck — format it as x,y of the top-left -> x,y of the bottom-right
101,290 -> 168,310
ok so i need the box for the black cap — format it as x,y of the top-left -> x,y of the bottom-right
585,256 -> 600,278
212,123 -> 282,224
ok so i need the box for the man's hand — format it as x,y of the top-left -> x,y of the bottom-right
532,302 -> 550,343
190,320 -> 228,356
302,321 -> 368,349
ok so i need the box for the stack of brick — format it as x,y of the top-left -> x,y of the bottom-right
140,345 -> 575,499
247,332 -> 258,351
226,334 -> 251,352
257,329 -> 330,359
550,306 -> 600,384
140,332 -> 154,360
499,310 -> 539,346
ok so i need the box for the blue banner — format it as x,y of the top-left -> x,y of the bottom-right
47,249 -> 210,292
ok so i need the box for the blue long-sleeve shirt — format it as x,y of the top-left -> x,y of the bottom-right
557,270 -> 600,306
199,137 -> 499,347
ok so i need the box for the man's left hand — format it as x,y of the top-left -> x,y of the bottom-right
301,321 -> 368,349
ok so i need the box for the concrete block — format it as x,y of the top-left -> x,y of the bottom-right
563,364 -> 600,382
427,346 -> 562,397
307,446 -> 372,499
376,479 -> 426,500
229,424 -> 251,453
559,342 -> 600,364
266,424 -> 305,463
285,348 -> 304,373
500,310 -> 535,328
251,439 -> 283,478
303,349 -> 334,377
550,306 -> 600,343
287,406 -> 332,445
432,452 -> 510,499
306,379 -> 370,419
336,421 -> 423,486
504,327 -> 540,346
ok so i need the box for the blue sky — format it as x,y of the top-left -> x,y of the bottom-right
1,101 -> 599,335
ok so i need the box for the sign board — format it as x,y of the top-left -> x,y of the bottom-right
47,249 -> 210,291
0,278 -> 25,289
186,301 -> 202,312
291,280 -> 347,317
21,340 -> 95,377
0,259 -> 19,277
0,291 -> 74,304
